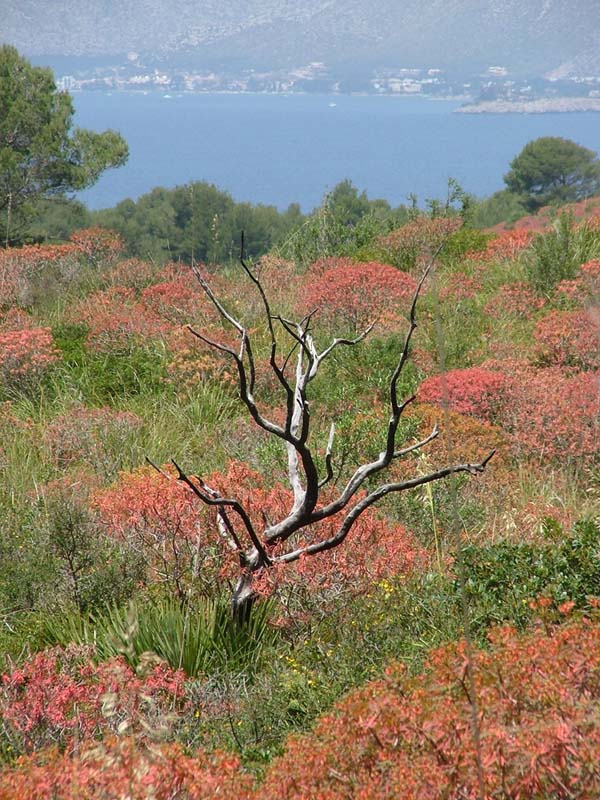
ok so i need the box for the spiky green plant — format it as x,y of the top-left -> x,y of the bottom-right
40,594 -> 278,678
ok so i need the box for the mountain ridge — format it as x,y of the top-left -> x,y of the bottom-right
2,0 -> 599,77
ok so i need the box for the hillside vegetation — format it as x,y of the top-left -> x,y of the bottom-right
0,198 -> 598,797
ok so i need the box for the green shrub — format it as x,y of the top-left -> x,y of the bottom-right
0,490 -> 142,628
525,213 -> 600,296
461,517 -> 600,630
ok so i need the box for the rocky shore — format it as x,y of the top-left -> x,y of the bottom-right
456,97 -> 600,114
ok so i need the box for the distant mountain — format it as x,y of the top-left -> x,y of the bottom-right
2,0 -> 599,77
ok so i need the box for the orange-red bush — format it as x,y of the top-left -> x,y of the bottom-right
417,368 -> 508,424
260,618 -> 600,800
0,646 -> 186,756
419,362 -> 599,461
298,258 -> 417,332
0,244 -> 79,308
0,308 -> 37,332
165,325 -> 237,394
468,228 -> 533,263
4,621 -> 600,799
94,460 -> 425,601
0,328 -> 61,393
407,403 -> 508,471
555,258 -> 600,306
140,279 -> 210,326
439,273 -> 481,302
106,257 -> 161,290
0,740 -> 250,800
92,464 -> 228,598
484,282 -> 545,320
71,287 -> 170,351
0,230 -> 123,312
69,227 -> 124,266
501,365 -> 599,460
533,309 -> 600,370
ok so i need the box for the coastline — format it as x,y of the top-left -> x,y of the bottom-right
455,97 -> 600,114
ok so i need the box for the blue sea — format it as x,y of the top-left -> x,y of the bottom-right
73,92 -> 600,211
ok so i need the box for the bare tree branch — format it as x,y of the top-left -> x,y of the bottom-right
238,233 -> 295,408
393,425 -> 439,458
187,325 -> 238,358
146,456 -> 270,565
316,323 -> 375,365
171,459 -> 271,566
318,422 -> 336,489
276,449 -> 496,564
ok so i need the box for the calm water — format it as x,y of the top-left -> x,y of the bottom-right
73,92 -> 600,211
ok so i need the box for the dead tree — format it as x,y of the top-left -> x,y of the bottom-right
150,244 -> 494,623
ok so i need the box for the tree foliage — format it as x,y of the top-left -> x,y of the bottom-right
504,137 -> 600,212
94,182 -> 303,264
279,180 -> 410,268
470,188 -> 527,228
0,46 -> 128,245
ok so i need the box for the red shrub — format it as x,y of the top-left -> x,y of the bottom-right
534,309 -> 600,370
0,243 -> 79,308
299,259 -> 417,332
484,282 -> 545,320
555,258 -> 600,305
106,257 -> 161,290
69,227 -> 124,266
165,325 -> 237,394
0,307 -> 37,332
474,358 -> 599,460
92,464 -> 228,598
94,460 -> 425,602
4,621 -> 600,799
508,498 -> 576,542
161,261 -> 231,303
417,368 -> 508,424
72,287 -> 170,351
0,327 -> 61,393
0,740 -> 250,800
502,366 -> 599,460
581,258 -> 600,294
284,511 -> 425,601
141,279 -> 210,325
468,228 -> 532,262
259,619 -> 600,800
183,461 -> 425,599
417,363 -> 598,461
92,463 -> 215,547
404,403 -> 508,473
0,646 -> 186,755
439,273 -> 481,302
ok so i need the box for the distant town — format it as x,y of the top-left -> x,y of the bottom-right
55,56 -> 600,110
